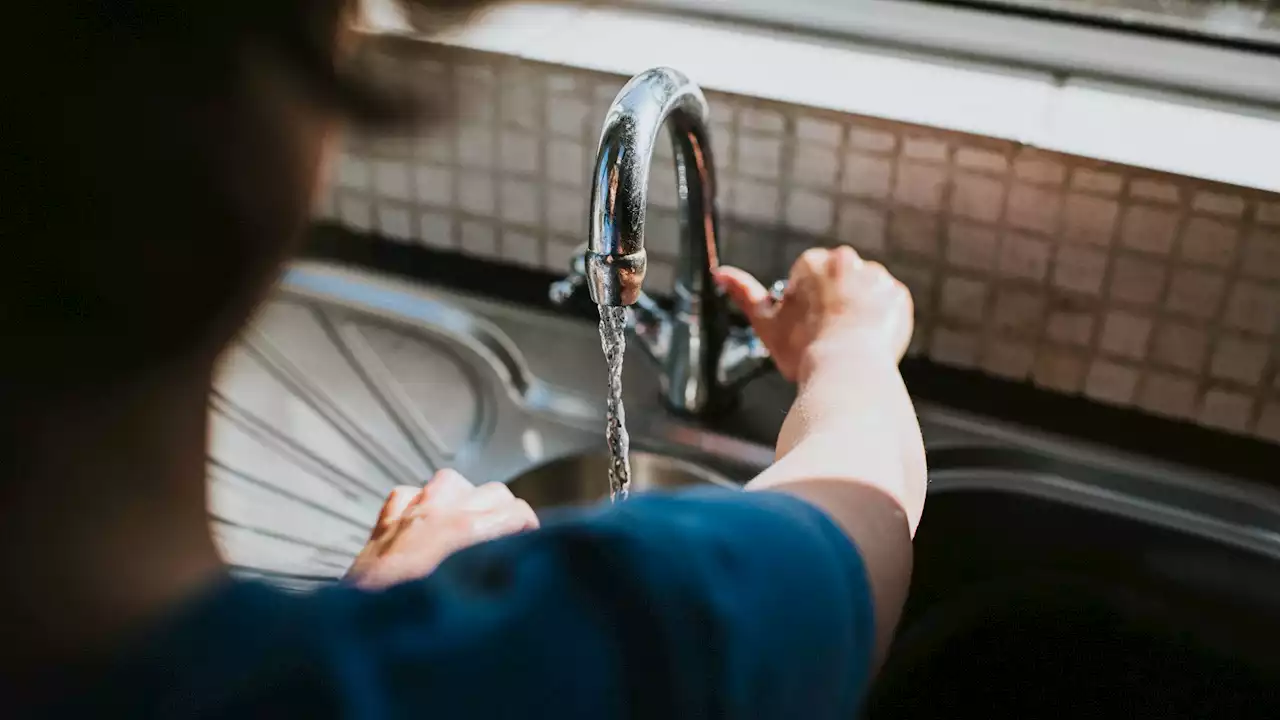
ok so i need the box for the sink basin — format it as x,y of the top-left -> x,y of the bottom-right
865,486 -> 1280,719
505,451 -> 734,511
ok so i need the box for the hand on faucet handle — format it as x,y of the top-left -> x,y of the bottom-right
713,246 -> 914,383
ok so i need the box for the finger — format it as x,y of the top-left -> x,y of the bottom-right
417,468 -> 473,507
469,505 -> 540,543
714,266 -> 777,330
459,481 -> 516,512
714,266 -> 771,307
372,486 -> 421,540
830,246 -> 864,277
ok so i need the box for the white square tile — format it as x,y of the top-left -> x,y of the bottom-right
796,117 -> 843,146
1242,229 -> 1280,281
929,327 -> 980,368
1255,403 -> 1280,443
737,134 -> 784,180
940,277 -> 988,324
1062,193 -> 1118,246
711,127 -> 735,171
848,127 -> 896,154
416,133 -> 454,164
891,262 -> 936,314
902,136 -> 949,164
546,139 -> 585,187
1013,156 -> 1067,186
1150,323 -> 1208,373
649,165 -> 681,210
955,147 -> 1008,174
1070,168 -> 1124,196
543,236 -> 580,272
730,179 -> 780,223
842,154 -> 893,199
946,222 -> 999,272
414,165 -> 453,207
893,163 -> 947,212
501,230 -> 542,268
992,289 -> 1045,338
1099,310 -> 1152,361
1052,245 -> 1107,295
1192,191 -> 1246,218
500,179 -> 541,227
457,172 -> 496,215
790,143 -> 839,191
1165,269 -> 1226,320
982,339 -> 1035,380
499,74 -> 541,131
645,209 -> 680,258
1137,371 -> 1197,419
889,211 -> 941,259
1209,335 -> 1269,386
739,107 -> 785,134
546,97 -> 591,139
376,204 -> 412,241
1198,389 -> 1253,434
545,72 -> 579,94
1084,360 -> 1140,406
1179,217 -> 1238,268
338,195 -> 372,231
998,233 -> 1051,282
1223,281 -> 1280,335
1120,205 -> 1179,255
708,95 -> 737,127
498,131 -> 540,175
1046,310 -> 1095,347
1006,184 -> 1061,236
1258,201 -> 1280,226
372,160 -> 411,201
337,154 -> 369,190
1130,179 -> 1182,205
951,173 -> 1005,223
547,187 -> 586,237
1108,256 -> 1167,307
836,201 -> 887,256
459,220 -> 500,258
1032,349 -> 1087,393
416,211 -> 455,249
785,190 -> 834,235
456,126 -> 495,169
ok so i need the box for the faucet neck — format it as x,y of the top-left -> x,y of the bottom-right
585,67 -> 720,308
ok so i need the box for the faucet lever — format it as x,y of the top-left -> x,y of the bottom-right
548,245 -> 589,306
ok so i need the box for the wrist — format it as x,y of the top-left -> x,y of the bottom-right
798,333 -> 901,386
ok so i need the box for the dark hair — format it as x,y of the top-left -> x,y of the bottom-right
2,1 -> 492,397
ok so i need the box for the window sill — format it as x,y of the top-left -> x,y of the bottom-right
366,0 -> 1280,193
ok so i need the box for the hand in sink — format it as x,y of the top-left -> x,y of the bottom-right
346,470 -> 539,589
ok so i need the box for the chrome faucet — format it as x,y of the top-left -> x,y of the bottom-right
549,67 -> 778,417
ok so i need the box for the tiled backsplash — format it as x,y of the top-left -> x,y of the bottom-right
318,39 -> 1280,445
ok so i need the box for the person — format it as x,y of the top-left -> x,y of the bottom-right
2,1 -> 926,716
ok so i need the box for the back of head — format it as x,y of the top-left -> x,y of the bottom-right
2,0 -> 492,400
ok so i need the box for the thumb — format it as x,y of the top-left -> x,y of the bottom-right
713,266 -> 773,324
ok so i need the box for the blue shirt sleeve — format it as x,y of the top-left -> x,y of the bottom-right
326,488 -> 876,718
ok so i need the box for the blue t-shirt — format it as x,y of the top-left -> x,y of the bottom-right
35,489 -> 875,718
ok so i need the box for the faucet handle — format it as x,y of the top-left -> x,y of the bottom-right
548,274 -> 585,306
548,245 -> 589,306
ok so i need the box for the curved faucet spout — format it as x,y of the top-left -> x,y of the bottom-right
585,67 -> 718,307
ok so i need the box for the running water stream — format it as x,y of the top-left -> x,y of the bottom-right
597,305 -> 632,501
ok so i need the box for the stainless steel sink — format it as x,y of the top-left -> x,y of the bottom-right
506,451 -> 734,513
210,261 -> 1280,623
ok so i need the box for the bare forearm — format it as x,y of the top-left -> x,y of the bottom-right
748,340 -> 924,517
745,340 -> 925,663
